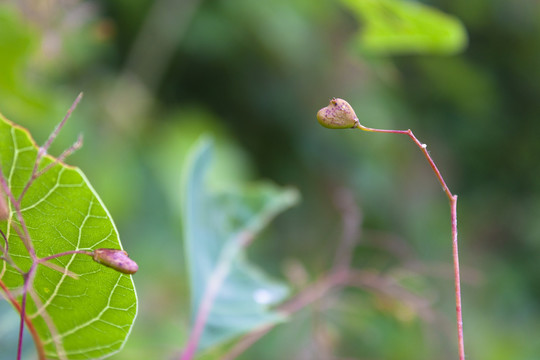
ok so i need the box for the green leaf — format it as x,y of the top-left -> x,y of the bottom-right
341,0 -> 468,55
182,138 -> 299,351
0,114 -> 137,359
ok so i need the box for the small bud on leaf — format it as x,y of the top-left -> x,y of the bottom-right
317,98 -> 358,129
92,248 -> 138,274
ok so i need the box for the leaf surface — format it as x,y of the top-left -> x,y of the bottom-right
182,138 -> 298,350
0,114 -> 137,359
342,0 -> 467,55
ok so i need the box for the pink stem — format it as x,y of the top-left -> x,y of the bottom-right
451,196 -> 465,360
39,249 -> 93,262
0,279 -> 46,360
19,94 -> 83,203
17,264 -> 36,360
356,122 -> 465,360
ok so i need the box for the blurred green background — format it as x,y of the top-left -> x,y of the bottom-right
1,0 -> 540,359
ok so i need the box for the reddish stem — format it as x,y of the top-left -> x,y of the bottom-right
0,278 -> 46,360
18,92 -> 83,203
356,122 -> 465,360
39,249 -> 93,262
451,196 -> 465,360
17,273 -> 31,360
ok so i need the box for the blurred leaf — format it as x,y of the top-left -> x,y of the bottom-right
0,115 -> 137,359
341,0 -> 467,55
0,300 -> 35,359
149,107 -> 253,216
0,5 -> 38,90
182,138 -> 299,351
0,4 -> 69,132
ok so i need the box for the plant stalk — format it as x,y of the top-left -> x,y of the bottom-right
355,122 -> 465,360
0,279 -> 46,360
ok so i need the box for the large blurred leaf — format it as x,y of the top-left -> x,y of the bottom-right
341,0 -> 467,55
0,115 -> 137,359
182,138 -> 299,351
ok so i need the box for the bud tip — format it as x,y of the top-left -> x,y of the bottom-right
92,248 -> 138,275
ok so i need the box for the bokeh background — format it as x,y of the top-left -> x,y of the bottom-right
1,0 -> 540,359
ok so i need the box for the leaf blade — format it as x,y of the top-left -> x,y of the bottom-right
0,114 -> 138,359
342,0 -> 468,55
182,138 -> 299,351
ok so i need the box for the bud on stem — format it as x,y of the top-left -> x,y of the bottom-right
92,248 -> 138,274
317,98 -> 359,129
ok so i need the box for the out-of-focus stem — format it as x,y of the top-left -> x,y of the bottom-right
221,269 -> 350,360
18,93 -> 83,203
0,279 -> 46,360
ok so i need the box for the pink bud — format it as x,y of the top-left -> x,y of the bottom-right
92,248 -> 138,274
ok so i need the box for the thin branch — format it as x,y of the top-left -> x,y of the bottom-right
39,249 -> 93,262
17,265 -> 36,360
0,169 -> 35,259
345,269 -> 436,322
331,188 -> 362,273
19,93 -> 83,202
356,124 -> 453,200
354,121 -> 465,360
0,228 -> 7,254
39,92 -> 83,161
35,134 -> 83,178
221,270 -> 350,360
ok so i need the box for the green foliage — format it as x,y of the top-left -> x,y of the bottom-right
0,6 -> 37,91
182,138 -> 298,351
341,0 -> 467,55
1,0 -> 539,359
0,115 -> 137,359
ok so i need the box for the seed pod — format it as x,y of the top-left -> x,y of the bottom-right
92,248 -> 138,275
317,98 -> 358,129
